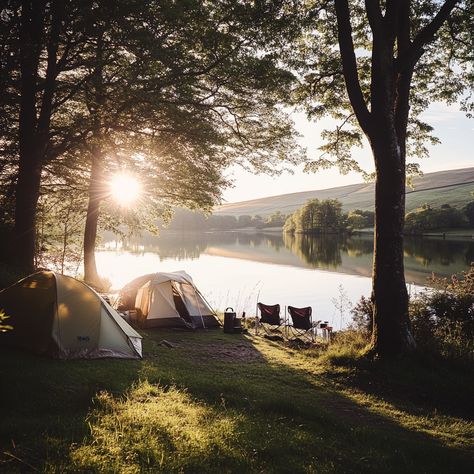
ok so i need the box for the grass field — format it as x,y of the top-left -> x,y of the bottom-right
214,167 -> 474,217
1,330 -> 473,473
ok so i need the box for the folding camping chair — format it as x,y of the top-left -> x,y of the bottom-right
256,303 -> 285,336
286,306 -> 320,342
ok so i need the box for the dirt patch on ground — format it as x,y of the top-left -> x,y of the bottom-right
186,341 -> 265,363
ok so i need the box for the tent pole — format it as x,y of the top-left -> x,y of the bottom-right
192,285 -> 206,329
195,287 -> 218,318
255,290 -> 260,336
194,286 -> 223,329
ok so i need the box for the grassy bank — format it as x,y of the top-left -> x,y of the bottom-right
420,228 -> 474,238
1,330 -> 473,473
353,227 -> 474,238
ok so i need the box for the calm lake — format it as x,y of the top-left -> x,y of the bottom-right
97,231 -> 474,330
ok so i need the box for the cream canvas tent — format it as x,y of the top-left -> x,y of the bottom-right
0,271 -> 142,359
132,271 -> 219,329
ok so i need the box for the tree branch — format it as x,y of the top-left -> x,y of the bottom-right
38,0 -> 64,135
335,0 -> 372,135
52,72 -> 94,111
392,1 -> 414,152
365,0 -> 384,37
410,0 -> 459,55
394,0 -> 411,58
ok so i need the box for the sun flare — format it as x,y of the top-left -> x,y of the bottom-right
109,173 -> 141,206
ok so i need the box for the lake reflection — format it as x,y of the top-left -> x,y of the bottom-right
97,231 -> 473,329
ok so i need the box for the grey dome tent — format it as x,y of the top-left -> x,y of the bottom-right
0,271 -> 142,359
118,273 -> 155,311
131,271 -> 219,329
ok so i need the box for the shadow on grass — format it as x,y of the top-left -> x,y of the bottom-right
0,330 -> 473,473
318,345 -> 474,421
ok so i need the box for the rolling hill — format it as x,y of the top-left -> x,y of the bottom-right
214,167 -> 474,217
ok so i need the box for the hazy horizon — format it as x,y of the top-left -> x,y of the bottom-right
223,102 -> 474,204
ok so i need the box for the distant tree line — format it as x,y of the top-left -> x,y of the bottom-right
284,199 -> 345,234
404,202 -> 474,234
283,199 -> 375,234
166,199 -> 474,235
346,210 -> 375,230
164,209 -> 288,232
165,202 -> 376,234
283,199 -> 474,235
165,206 -> 376,232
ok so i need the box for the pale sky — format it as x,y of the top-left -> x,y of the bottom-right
222,102 -> 474,203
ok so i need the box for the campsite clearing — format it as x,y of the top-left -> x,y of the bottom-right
1,330 -> 473,473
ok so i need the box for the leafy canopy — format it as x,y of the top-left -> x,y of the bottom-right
285,0 -> 473,176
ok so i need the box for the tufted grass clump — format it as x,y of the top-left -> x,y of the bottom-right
69,380 -> 244,474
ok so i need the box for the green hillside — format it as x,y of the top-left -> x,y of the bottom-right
214,167 -> 474,217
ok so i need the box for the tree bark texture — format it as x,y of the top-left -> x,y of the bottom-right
14,0 -> 62,272
369,137 -> 414,356
83,149 -> 104,287
335,0 -> 417,356
366,3 -> 415,356
334,0 -> 458,357
14,0 -> 45,271
83,30 -> 106,288
335,0 -> 457,356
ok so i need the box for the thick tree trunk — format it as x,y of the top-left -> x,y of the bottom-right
368,136 -> 415,357
83,150 -> 104,288
14,154 -> 42,272
14,0 -> 62,272
13,0 -> 45,272
83,29 -> 107,288
334,0 -> 455,358
365,10 -> 415,357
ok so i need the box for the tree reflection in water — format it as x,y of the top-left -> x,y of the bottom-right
403,237 -> 474,268
102,230 -> 474,280
283,233 -> 344,268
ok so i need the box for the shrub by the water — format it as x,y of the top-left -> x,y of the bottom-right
404,204 -> 469,234
350,295 -> 373,335
350,264 -> 474,361
410,265 -> 474,361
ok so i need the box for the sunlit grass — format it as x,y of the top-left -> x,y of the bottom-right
70,381 -> 242,473
1,330 -> 473,473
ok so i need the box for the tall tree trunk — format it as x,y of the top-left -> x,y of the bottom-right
364,4 -> 415,357
14,0 -> 62,272
14,155 -> 42,272
368,134 -> 415,357
83,28 -> 106,288
334,0 -> 457,358
83,149 -> 104,287
13,0 -> 45,272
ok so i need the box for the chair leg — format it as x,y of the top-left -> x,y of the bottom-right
290,328 -> 315,343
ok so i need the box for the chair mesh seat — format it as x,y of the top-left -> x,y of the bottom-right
258,303 -> 281,325
288,306 -> 312,330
